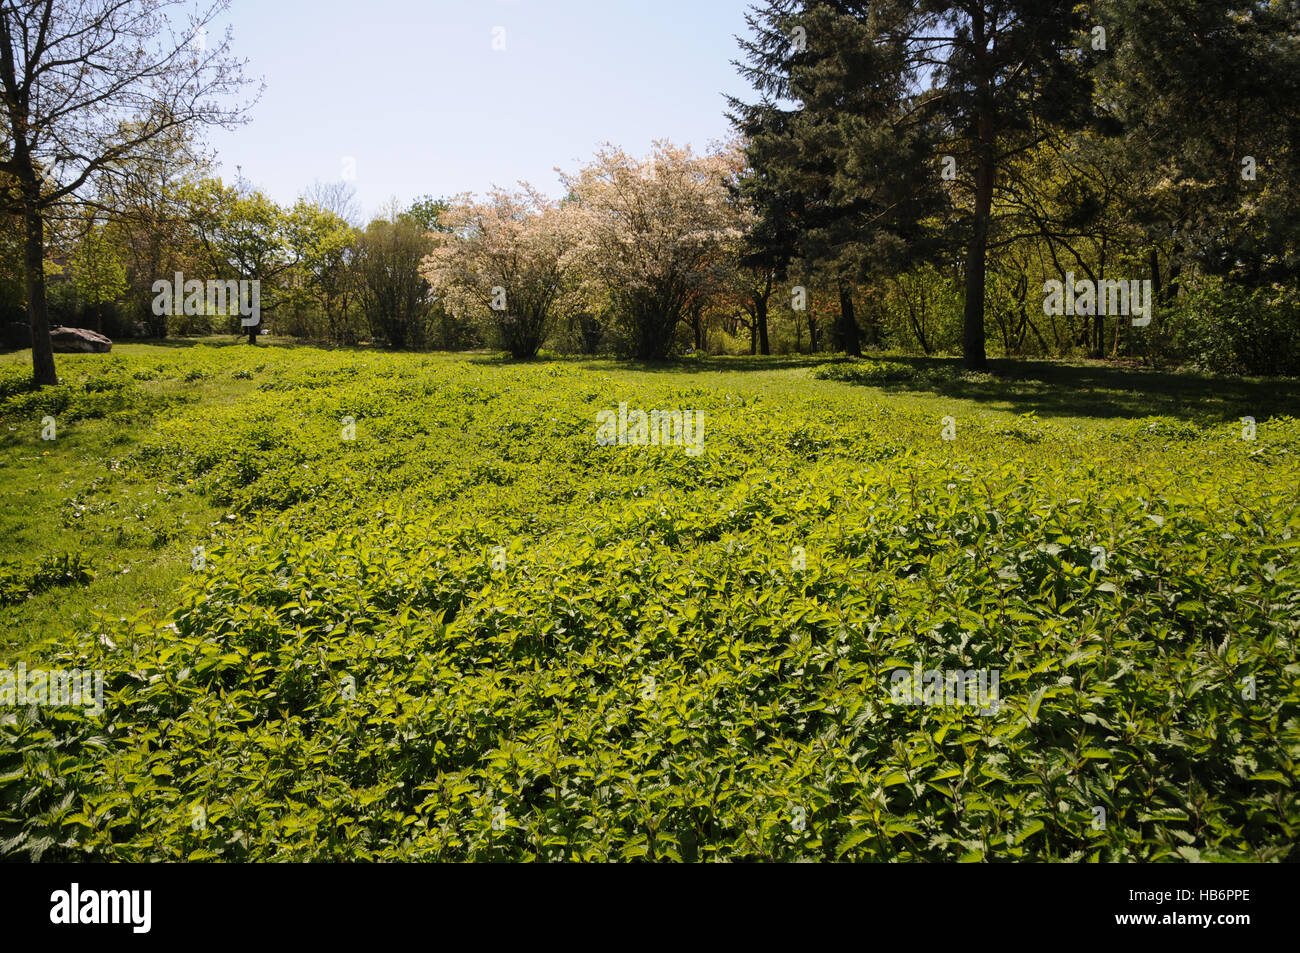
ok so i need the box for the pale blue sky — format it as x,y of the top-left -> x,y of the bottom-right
204,0 -> 756,220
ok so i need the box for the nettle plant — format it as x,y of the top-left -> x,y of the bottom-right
0,348 -> 1297,861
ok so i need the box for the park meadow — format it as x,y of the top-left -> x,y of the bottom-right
2,0 -> 1299,864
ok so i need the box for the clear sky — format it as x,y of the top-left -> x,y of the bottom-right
204,0 -> 757,221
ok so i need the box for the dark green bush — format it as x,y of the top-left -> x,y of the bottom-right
1168,278 -> 1300,376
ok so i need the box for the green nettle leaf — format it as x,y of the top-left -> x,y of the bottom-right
1,340 -> 1298,863
1248,771 -> 1287,783
836,828 -> 875,859
1016,820 -> 1046,844
1027,688 -> 1048,725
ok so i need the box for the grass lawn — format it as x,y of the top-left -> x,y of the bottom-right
1,340 -> 1297,860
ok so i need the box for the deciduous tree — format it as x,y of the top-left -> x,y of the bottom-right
423,186 -> 574,359
561,142 -> 738,360
0,0 -> 254,382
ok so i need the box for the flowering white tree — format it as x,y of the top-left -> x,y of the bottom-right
560,141 -> 739,359
422,185 -> 575,359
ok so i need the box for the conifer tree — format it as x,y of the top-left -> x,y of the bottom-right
733,1 -> 1091,368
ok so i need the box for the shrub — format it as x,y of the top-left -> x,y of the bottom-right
812,358 -> 917,385
1168,277 -> 1300,376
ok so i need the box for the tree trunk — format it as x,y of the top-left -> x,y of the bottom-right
23,204 -> 58,386
962,14 -> 992,372
1148,247 -> 1163,304
246,319 -> 259,345
838,284 -> 861,357
756,296 -> 770,356
1166,240 -> 1182,304
963,161 -> 992,370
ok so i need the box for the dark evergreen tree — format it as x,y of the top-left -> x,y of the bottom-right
1094,0 -> 1300,294
733,1 -> 1091,368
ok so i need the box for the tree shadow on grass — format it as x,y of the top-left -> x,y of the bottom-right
863,355 -> 1300,424
471,352 -> 826,374
630,355 -> 823,374
520,351 -> 1298,424
125,337 -> 230,349
130,336 -> 362,351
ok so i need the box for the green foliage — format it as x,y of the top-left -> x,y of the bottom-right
812,358 -> 916,385
0,553 -> 95,606
1166,277 -> 1300,377
0,357 -> 159,426
730,2 -> 1300,369
0,345 -> 1297,861
402,196 -> 452,234
182,178 -> 294,338
355,219 -> 434,349
0,362 -> 38,402
70,223 -> 128,311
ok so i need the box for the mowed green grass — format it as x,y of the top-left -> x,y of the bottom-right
1,341 -> 1298,861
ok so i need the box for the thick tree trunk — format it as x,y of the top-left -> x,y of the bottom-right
963,13 -> 992,372
838,284 -> 861,357
23,204 -> 58,385
963,160 -> 992,370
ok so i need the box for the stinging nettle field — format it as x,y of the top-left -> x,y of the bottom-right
1,343 -> 1298,861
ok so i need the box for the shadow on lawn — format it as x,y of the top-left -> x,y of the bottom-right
869,356 -> 1300,423
50,339 -> 1292,425
543,351 -> 1299,424
130,335 -> 360,351
468,352 -> 822,374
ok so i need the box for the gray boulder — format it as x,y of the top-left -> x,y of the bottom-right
50,326 -> 112,353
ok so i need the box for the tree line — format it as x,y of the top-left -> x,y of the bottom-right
3,0 -> 1298,382
730,0 -> 1300,373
